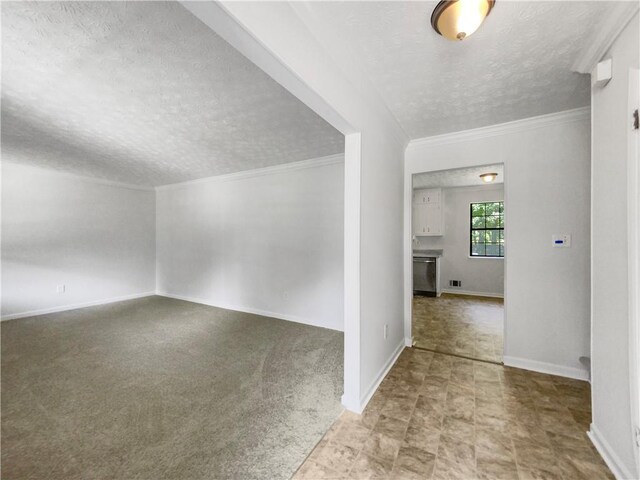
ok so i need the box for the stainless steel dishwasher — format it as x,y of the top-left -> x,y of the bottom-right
413,254 -> 436,296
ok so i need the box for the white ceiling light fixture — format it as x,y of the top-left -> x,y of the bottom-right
480,172 -> 498,183
431,0 -> 495,41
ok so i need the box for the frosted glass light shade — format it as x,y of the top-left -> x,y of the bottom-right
480,173 -> 498,183
431,0 -> 495,41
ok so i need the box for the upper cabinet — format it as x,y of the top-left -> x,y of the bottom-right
413,188 -> 441,205
412,188 -> 443,236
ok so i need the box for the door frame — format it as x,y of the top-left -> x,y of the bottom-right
627,67 -> 640,474
405,163 -> 507,359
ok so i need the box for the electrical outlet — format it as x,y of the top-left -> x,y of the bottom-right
56,284 -> 66,294
449,280 -> 462,287
383,324 -> 388,339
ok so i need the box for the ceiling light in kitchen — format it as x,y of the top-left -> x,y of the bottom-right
479,172 -> 498,183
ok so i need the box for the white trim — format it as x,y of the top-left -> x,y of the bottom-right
628,68 -> 640,475
502,162 -> 509,365
440,289 -> 504,299
466,256 -> 504,260
589,53 -> 597,455
404,154 -> 414,346
156,155 -> 344,191
408,108 -> 590,150
503,355 -> 589,381
341,133 -> 362,413
589,423 -> 637,480
156,292 -> 342,332
347,339 -> 404,414
1,292 -> 156,321
1,161 -> 153,192
572,3 -> 640,75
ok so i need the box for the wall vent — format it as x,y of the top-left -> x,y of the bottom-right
449,280 -> 462,287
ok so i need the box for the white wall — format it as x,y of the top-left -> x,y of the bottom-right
405,109 -> 591,380
416,184 -> 504,296
590,13 -> 639,480
156,157 -> 344,331
1,162 -> 156,319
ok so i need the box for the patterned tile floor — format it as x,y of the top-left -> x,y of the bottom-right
294,348 -> 612,480
413,294 -> 503,363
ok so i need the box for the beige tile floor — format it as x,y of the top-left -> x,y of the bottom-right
294,348 -> 612,480
413,294 -> 504,363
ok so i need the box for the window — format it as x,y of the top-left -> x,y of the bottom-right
470,201 -> 504,257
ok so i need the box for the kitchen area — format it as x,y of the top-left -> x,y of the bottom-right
412,186 -> 443,297
411,165 -> 505,363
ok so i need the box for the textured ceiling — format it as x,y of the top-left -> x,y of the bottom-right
303,1 -> 614,139
1,1 -> 344,186
413,164 -> 504,189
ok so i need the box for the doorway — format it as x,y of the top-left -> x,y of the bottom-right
410,164 -> 505,363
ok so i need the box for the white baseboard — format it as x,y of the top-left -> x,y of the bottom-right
347,339 -> 405,414
440,289 -> 504,298
588,423 -> 637,480
156,291 -> 343,332
503,355 -> 589,381
1,292 -> 156,321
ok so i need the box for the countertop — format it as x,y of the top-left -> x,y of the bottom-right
413,249 -> 443,258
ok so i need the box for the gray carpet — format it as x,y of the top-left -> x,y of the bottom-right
1,296 -> 343,479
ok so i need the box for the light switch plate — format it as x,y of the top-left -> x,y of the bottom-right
552,234 -> 571,248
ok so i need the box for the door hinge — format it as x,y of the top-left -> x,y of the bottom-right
634,109 -> 639,130
635,426 -> 640,447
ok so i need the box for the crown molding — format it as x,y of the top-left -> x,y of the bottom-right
1,161 -> 154,191
572,2 -> 639,74
407,107 -> 590,150
156,153 -> 344,191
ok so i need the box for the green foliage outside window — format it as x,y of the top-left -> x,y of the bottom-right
470,201 -> 504,257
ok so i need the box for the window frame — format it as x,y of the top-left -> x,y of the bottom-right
469,201 -> 504,258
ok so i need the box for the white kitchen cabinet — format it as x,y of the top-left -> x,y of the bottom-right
413,204 -> 428,235
412,188 -> 443,236
412,188 -> 441,205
